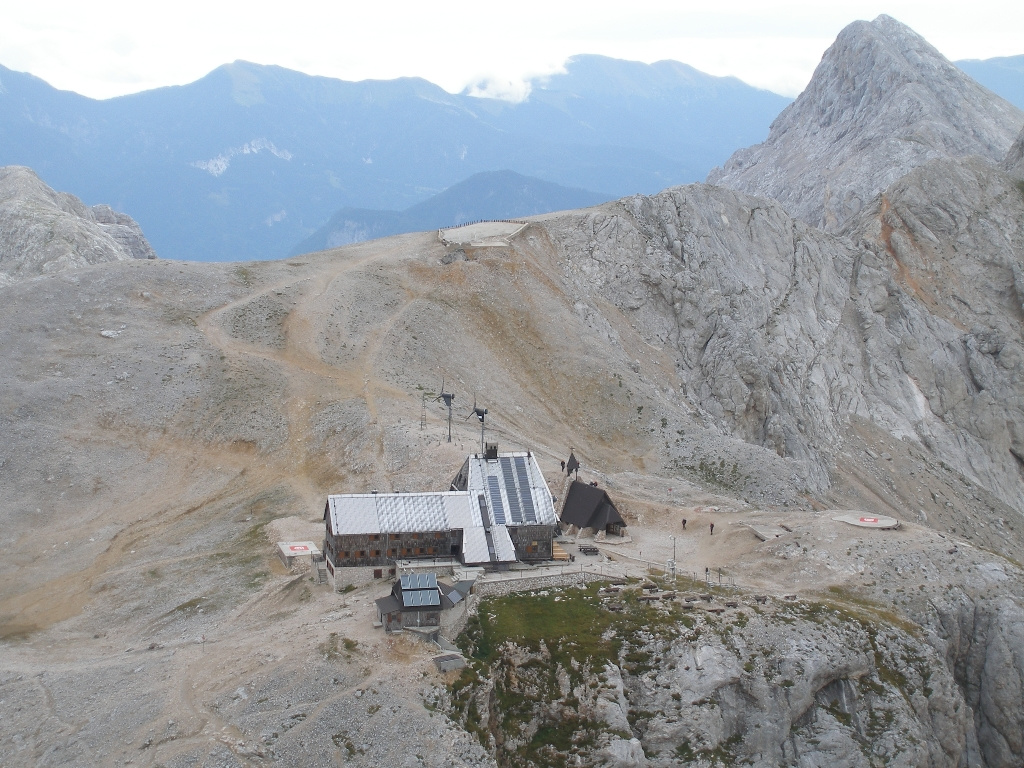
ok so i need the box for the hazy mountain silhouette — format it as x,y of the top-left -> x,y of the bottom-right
291,170 -> 611,253
956,55 -> 1024,109
0,58 -> 790,262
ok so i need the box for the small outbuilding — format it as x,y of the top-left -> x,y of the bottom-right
276,541 -> 321,569
374,574 -> 474,633
560,480 -> 626,537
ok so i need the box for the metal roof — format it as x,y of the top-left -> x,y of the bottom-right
375,595 -> 401,615
326,491 -> 472,536
464,452 -> 558,528
325,457 -> 555,537
462,525 -> 517,565
492,525 -> 518,561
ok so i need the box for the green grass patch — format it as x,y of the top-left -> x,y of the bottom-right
320,632 -> 359,661
453,581 -> 690,765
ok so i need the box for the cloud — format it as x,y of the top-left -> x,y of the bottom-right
2,1 -> 1022,100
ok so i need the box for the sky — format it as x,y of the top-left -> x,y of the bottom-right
2,1 -> 1022,101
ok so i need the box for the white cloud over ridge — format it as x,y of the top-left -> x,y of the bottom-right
2,1 -> 1022,101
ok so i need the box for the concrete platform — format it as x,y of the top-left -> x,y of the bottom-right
832,512 -> 900,529
439,221 -> 526,246
740,522 -> 790,541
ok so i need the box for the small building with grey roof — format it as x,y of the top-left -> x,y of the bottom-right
560,480 -> 626,537
375,573 -> 475,633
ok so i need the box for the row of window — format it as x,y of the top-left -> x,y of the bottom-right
365,533 -> 439,541
339,547 -> 438,558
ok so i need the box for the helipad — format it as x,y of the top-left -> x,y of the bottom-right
831,512 -> 900,529
439,220 -> 526,246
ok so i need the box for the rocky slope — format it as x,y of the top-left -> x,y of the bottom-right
3,16 -> 1024,768
706,15 -> 1024,231
2,162 -> 1024,764
0,165 -> 156,285
445,537 -> 1024,768
539,147 -> 1024,516
1005,126 -> 1024,177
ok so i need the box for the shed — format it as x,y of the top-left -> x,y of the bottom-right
560,481 -> 626,536
433,654 -> 467,673
375,573 -> 444,633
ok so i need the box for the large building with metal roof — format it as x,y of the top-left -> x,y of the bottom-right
323,448 -> 557,573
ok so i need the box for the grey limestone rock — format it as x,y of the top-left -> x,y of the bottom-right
0,165 -> 156,285
706,15 -> 1024,231
1004,127 -> 1024,178
546,147 -> 1024,513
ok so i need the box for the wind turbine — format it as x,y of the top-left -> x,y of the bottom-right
433,378 -> 456,443
466,395 -> 488,455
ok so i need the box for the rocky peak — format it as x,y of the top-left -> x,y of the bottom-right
706,15 -> 1024,231
0,165 -> 156,285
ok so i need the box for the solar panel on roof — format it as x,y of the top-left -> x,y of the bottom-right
499,458 -> 523,523
401,573 -> 437,590
487,475 -> 506,525
402,589 -> 440,607
514,457 -> 537,523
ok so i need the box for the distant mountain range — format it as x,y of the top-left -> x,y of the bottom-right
1,50 -> 1020,262
956,55 -> 1024,110
291,170 -> 611,254
0,56 -> 791,261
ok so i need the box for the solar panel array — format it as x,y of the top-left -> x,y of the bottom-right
401,573 -> 437,590
499,458 -> 523,523
401,589 -> 440,608
514,456 -> 538,523
487,476 -> 506,525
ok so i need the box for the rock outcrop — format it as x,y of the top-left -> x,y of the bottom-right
446,548 -> 1024,768
0,165 -> 156,285
706,15 -> 1024,231
543,148 -> 1024,513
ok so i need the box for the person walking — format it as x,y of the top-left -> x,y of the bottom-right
681,518 -> 687,530
710,522 -> 715,536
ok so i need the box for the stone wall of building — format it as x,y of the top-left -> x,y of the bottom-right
507,524 -> 555,561
325,529 -> 459,568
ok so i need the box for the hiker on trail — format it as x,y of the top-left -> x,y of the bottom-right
681,518 -> 687,530
710,522 -> 715,535
705,567 -> 710,580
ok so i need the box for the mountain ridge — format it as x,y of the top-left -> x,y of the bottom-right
4,15 -> 1024,768
707,14 -> 1024,230
0,56 -> 791,262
